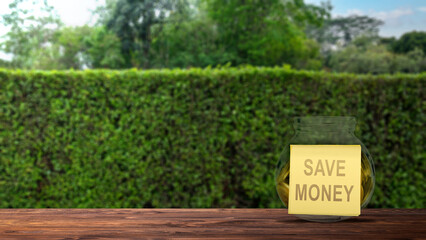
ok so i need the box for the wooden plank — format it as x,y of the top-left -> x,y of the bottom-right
0,209 -> 424,239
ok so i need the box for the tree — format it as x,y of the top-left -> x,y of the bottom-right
150,13 -> 227,68
42,25 -> 124,69
0,0 -> 62,69
104,0 -> 329,69
202,0 -> 329,67
56,26 -> 93,69
392,31 -> 426,55
106,0 -> 189,68
0,59 -> 11,68
379,36 -> 396,48
308,14 -> 383,56
85,27 -> 124,69
329,36 -> 426,74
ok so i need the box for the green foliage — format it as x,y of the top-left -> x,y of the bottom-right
202,0 -> 328,68
379,36 -> 397,50
106,0 -> 188,68
329,37 -> 426,74
100,0 -> 328,69
0,67 -> 424,208
392,31 -> 426,55
0,0 -> 62,69
1,0 -> 425,75
85,27 -> 125,69
55,26 -> 93,69
307,13 -> 384,65
27,25 -> 94,70
309,14 -> 383,46
150,15 -> 229,68
39,25 -> 124,70
0,59 -> 11,68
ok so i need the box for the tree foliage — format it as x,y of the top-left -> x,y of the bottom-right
201,0 -> 328,68
0,0 -> 62,69
392,31 -> 426,55
85,27 -> 124,69
0,0 -> 424,73
329,36 -> 426,74
308,13 -> 383,57
0,58 -> 11,68
106,0 -> 189,68
102,0 -> 329,69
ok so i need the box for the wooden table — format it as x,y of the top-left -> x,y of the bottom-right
0,209 -> 424,239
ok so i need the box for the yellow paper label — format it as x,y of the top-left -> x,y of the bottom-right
288,145 -> 361,216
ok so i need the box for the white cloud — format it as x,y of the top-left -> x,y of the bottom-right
49,0 -> 102,26
0,52 -> 12,61
338,8 -> 414,21
371,9 -> 414,21
345,9 -> 363,16
418,7 -> 426,12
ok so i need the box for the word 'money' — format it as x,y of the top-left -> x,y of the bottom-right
295,159 -> 354,202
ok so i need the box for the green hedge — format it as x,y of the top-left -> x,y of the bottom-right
0,67 -> 424,208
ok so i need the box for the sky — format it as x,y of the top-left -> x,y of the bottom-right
1,0 -> 426,60
306,0 -> 426,37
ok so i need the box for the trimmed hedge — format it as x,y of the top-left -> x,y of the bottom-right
0,67 -> 425,208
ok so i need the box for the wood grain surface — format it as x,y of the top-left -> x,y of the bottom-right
0,209 -> 424,239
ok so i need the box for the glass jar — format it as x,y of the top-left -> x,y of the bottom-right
275,116 -> 375,222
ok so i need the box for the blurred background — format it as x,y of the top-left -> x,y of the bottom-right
1,0 -> 425,72
0,0 -> 425,209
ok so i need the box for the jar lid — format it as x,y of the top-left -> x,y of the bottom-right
293,116 -> 356,132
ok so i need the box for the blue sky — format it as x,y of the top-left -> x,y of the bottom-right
306,0 -> 426,37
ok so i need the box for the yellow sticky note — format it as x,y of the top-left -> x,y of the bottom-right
288,145 -> 361,216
